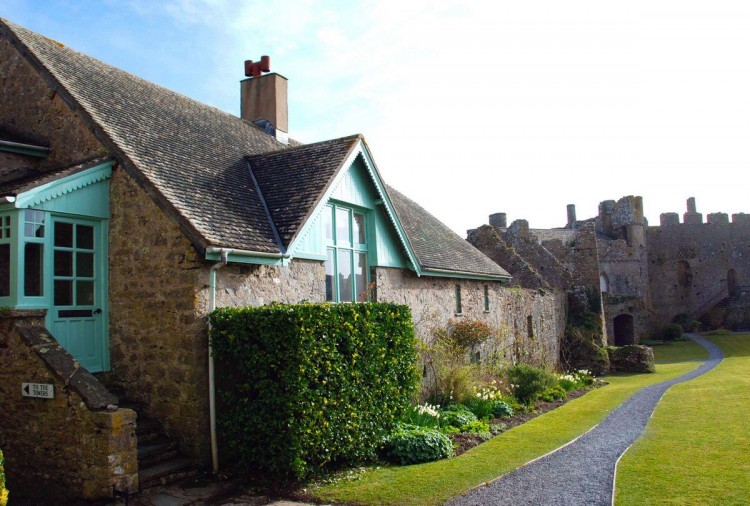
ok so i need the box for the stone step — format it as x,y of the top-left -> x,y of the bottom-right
138,436 -> 179,468
139,457 -> 197,490
136,417 -> 163,445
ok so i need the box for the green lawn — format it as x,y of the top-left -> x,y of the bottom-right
309,340 -> 708,506
615,334 -> 750,505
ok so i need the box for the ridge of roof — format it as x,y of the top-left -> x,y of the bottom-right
386,185 -> 511,279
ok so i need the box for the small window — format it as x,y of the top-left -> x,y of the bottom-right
483,285 -> 490,312
471,351 -> 481,364
0,215 -> 11,239
455,284 -> 462,314
24,209 -> 45,238
527,315 -> 534,338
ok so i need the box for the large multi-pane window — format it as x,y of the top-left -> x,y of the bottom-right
23,210 -> 45,297
324,204 -> 368,302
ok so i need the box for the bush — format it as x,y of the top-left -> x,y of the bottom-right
671,313 -> 692,331
439,404 -> 478,430
607,345 -> 656,373
539,384 -> 567,402
382,423 -> 454,465
1,448 -> 7,506
491,400 -> 514,418
557,373 -> 578,392
506,364 -> 558,405
210,303 -> 419,479
400,403 -> 441,429
464,385 -> 504,420
462,419 -> 492,440
562,328 -> 610,376
661,323 -> 684,341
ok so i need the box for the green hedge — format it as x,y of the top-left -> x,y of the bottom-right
209,302 -> 419,479
1,448 -> 7,506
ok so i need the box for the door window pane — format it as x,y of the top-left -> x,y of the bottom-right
77,225 -> 94,249
337,250 -> 352,302
55,250 -> 73,276
0,244 -> 9,297
353,212 -> 366,246
76,252 -> 94,278
54,280 -> 73,306
76,280 -> 95,305
355,252 -> 368,301
24,243 -> 44,296
0,215 -> 10,239
54,222 -> 74,247
336,208 -> 350,247
325,249 -> 335,302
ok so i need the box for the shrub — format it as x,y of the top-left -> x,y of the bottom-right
671,312 -> 692,331
400,403 -> 440,429
661,323 -> 684,341
573,369 -> 595,388
689,320 -> 702,332
210,303 -> 419,479
1,448 -> 7,506
562,328 -> 610,376
439,404 -> 478,430
462,419 -> 492,440
382,423 -> 454,465
539,384 -> 567,402
464,385 -> 504,420
608,345 -> 656,373
506,364 -> 558,405
557,373 -> 578,392
491,400 -> 514,418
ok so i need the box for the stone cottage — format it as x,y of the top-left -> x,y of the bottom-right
0,19 -> 566,501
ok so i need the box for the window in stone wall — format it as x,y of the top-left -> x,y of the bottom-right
676,260 -> 692,288
600,273 -> 609,293
455,284 -> 462,314
324,204 -> 369,302
483,285 -> 490,312
527,315 -> 534,338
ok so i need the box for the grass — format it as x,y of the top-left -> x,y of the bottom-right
615,334 -> 750,505
309,340 -> 708,506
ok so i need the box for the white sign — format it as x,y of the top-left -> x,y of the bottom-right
22,382 -> 54,399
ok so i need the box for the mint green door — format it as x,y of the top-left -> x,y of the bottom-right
48,217 -> 108,373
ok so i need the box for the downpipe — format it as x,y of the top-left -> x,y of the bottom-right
208,248 -> 230,474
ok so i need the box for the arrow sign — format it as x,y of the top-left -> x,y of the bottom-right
22,382 -> 54,399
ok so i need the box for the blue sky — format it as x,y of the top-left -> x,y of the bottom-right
4,1 -> 750,233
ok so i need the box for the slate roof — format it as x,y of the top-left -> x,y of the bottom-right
1,19 -> 509,280
1,18 -> 287,253
387,186 -> 511,279
0,157 -> 112,196
247,135 -> 361,249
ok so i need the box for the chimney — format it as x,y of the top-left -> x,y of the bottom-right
566,204 -> 576,229
241,56 -> 289,144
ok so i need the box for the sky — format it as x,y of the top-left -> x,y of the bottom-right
4,1 -> 750,234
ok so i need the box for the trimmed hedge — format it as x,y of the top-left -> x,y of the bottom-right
209,303 -> 419,479
1,448 -> 7,506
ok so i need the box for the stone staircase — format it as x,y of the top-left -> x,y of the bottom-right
132,407 -> 197,489
97,377 -> 198,490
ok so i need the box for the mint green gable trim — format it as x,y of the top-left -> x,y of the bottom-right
286,140 -> 420,274
13,162 -> 113,218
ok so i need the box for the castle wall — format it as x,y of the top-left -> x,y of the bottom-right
646,218 -> 750,327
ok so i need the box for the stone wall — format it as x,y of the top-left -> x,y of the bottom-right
108,167 -> 210,461
646,217 -> 750,327
374,267 -> 564,369
0,311 -> 137,502
0,35 -> 107,170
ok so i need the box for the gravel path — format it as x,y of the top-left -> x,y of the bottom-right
447,335 -> 723,506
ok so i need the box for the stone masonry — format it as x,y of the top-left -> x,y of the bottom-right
0,311 -> 137,502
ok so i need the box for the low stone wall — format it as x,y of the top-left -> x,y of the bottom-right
0,311 -> 137,502
374,267 -> 564,369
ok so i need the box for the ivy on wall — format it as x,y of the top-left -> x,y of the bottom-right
209,302 -> 419,479
1,447 -> 8,506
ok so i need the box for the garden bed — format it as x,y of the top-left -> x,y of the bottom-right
449,388 -> 592,456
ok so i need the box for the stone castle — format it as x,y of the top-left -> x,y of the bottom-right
468,196 -> 750,345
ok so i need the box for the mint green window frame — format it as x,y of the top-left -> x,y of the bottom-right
0,212 -> 13,303
324,203 -> 369,302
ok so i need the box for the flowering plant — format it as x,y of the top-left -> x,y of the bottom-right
400,403 -> 441,428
